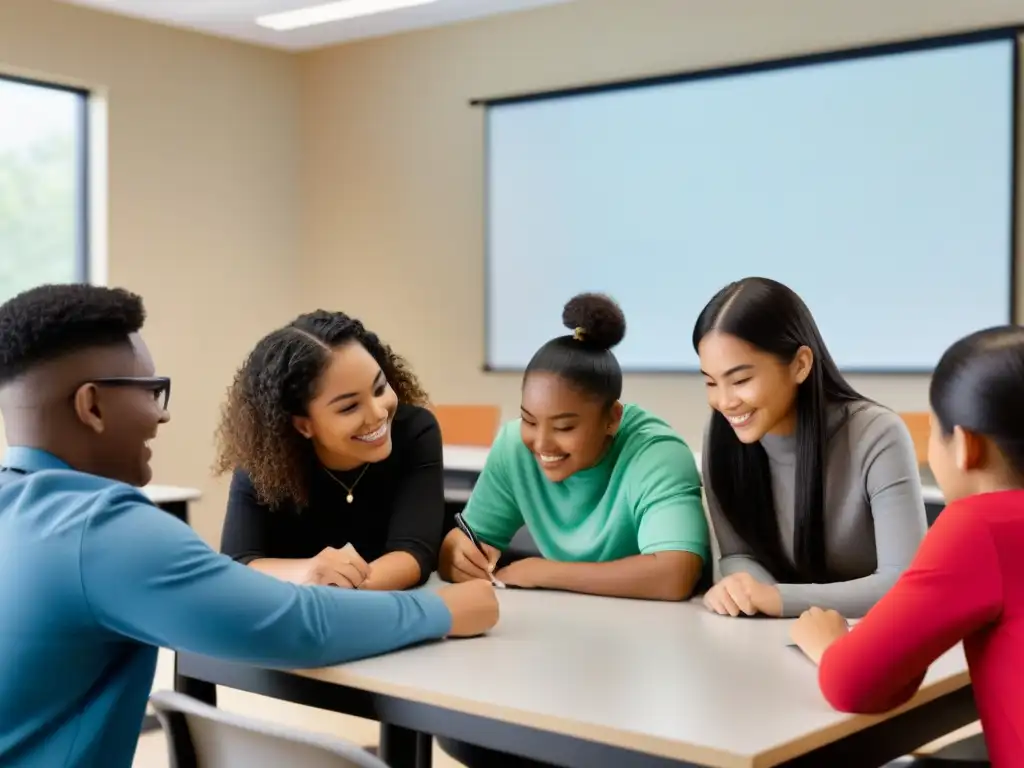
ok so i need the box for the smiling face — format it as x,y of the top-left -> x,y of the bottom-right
697,330 -> 812,443
118,335 -> 170,485
292,341 -> 399,470
72,333 -> 171,487
519,371 -> 622,482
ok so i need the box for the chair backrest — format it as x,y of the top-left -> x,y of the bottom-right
149,690 -> 388,768
898,411 -> 931,465
431,404 -> 501,447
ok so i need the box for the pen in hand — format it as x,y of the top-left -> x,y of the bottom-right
454,512 -> 505,589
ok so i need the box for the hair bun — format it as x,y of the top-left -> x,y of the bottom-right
561,293 -> 626,351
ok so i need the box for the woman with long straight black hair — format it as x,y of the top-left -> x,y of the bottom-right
693,277 -> 926,619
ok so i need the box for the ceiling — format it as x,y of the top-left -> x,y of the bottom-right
58,0 -> 577,51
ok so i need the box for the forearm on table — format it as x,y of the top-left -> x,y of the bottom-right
817,588 -> 936,712
819,512 -> 1003,712
83,513 -> 453,668
247,557 -> 309,584
360,551 -> 424,591
537,551 -> 702,601
240,586 -> 452,667
777,571 -> 899,618
719,555 -> 777,584
242,585 -> 452,667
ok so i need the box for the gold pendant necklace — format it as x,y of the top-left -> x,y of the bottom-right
322,463 -> 370,504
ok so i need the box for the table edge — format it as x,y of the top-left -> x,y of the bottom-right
289,660 -> 969,768
751,670 -> 972,767
290,662 -> 752,768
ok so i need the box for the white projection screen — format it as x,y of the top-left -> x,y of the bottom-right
483,32 -> 1018,372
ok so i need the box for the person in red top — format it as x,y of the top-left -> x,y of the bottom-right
790,325 -> 1024,767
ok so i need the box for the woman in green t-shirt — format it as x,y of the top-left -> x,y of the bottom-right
438,292 -> 709,601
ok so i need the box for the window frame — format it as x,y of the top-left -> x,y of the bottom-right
0,72 -> 90,284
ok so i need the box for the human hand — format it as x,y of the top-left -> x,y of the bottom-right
790,607 -> 850,664
437,579 -> 500,637
493,558 -> 549,589
303,544 -> 370,588
439,529 -> 500,583
703,572 -> 782,617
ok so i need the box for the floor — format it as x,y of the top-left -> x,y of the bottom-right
132,651 -> 980,768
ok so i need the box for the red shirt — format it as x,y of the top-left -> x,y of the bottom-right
818,490 -> 1024,766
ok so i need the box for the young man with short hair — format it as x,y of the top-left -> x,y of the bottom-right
0,284 -> 499,768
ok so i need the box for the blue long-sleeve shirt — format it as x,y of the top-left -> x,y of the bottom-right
0,447 -> 452,768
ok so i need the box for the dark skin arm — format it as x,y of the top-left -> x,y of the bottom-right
359,551 -> 422,591
495,551 -> 703,601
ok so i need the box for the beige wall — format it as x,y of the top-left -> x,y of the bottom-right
3,0 -> 1024,542
300,0 -> 1024,452
0,0 -> 305,543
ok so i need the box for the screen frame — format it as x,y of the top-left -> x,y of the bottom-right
477,26 -> 1020,375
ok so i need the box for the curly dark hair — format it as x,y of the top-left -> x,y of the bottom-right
0,283 -> 145,385
214,310 -> 429,508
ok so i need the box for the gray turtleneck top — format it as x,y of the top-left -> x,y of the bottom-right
704,400 -> 927,617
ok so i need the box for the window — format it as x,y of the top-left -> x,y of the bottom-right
0,75 -> 89,303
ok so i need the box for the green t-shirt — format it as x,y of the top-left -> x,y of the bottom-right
462,403 -> 709,564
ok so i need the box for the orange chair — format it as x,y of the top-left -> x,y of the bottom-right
431,404 -> 501,447
898,411 -> 930,465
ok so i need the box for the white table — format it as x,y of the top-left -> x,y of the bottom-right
444,445 -> 946,506
442,445 -> 490,503
143,484 -> 203,506
175,583 -> 974,767
443,445 -> 490,473
141,484 -> 202,525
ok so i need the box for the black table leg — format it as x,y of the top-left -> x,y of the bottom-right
173,653 -> 217,706
380,723 -> 429,768
158,500 -> 190,525
416,732 -> 433,768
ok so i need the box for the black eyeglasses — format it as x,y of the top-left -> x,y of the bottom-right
89,376 -> 172,410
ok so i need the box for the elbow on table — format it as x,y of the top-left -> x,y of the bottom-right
653,582 -> 694,602
818,653 -> 920,715
411,564 -> 430,588
399,554 -> 430,589
651,552 -> 703,601
819,677 -> 908,716
819,673 -> 872,714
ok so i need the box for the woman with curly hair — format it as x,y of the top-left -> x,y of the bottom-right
215,310 -> 445,592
